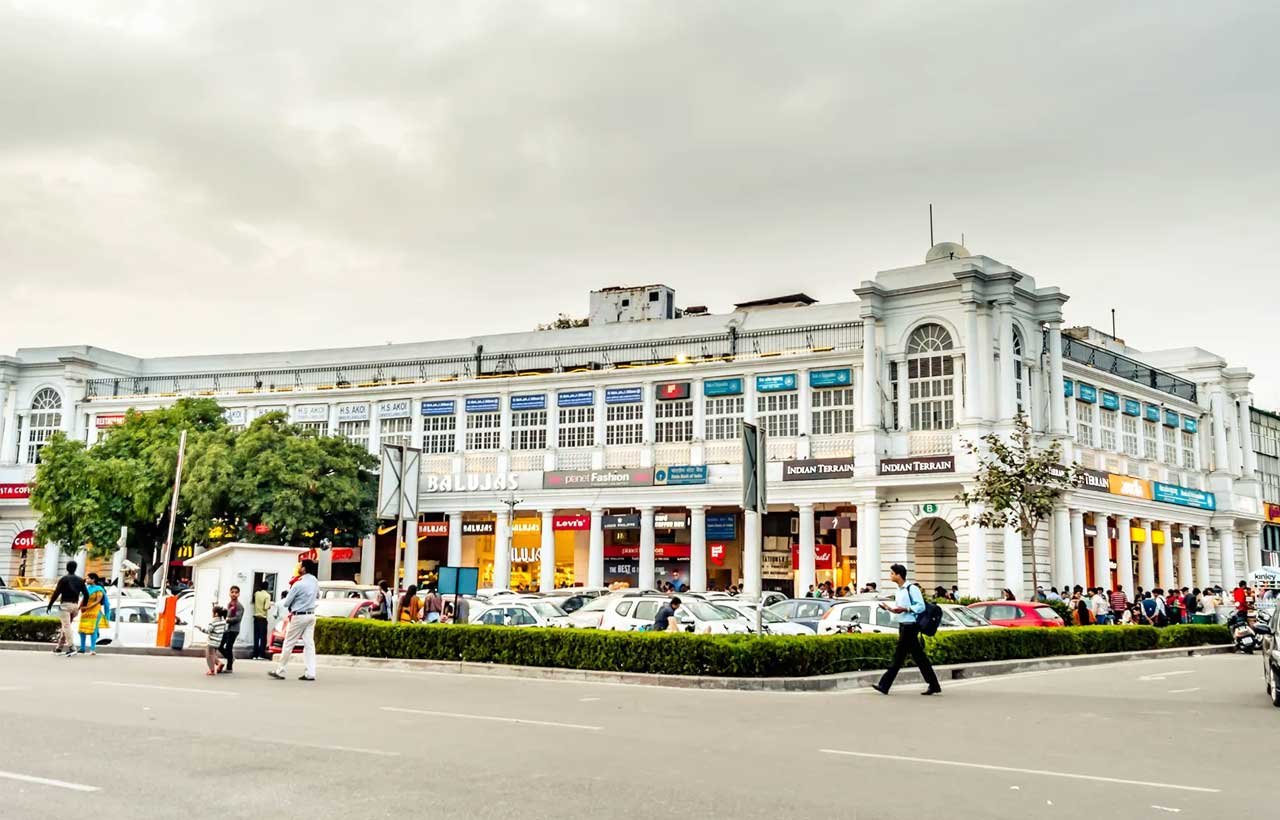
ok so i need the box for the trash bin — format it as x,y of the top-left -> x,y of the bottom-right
170,629 -> 185,651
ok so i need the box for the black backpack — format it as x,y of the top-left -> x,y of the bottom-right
912,584 -> 944,636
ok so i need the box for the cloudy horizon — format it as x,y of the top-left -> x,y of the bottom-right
2,1 -> 1277,405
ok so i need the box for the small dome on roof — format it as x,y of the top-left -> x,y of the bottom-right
925,241 -> 971,263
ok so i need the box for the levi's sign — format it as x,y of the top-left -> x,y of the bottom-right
781,458 -> 855,481
543,469 -> 654,489
877,455 -> 955,476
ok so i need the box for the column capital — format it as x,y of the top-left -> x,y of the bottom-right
1114,513 -> 1131,524
797,502 -> 816,512
638,505 -> 656,514
538,508 -> 554,517
687,503 -> 706,513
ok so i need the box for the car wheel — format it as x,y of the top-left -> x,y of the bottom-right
1272,667 -> 1280,708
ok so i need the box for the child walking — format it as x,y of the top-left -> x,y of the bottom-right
198,606 -> 228,676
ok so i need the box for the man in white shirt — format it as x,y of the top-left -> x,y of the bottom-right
1090,588 -> 1112,625
269,560 -> 320,682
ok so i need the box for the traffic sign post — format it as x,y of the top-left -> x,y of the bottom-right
378,443 -> 421,622
741,421 -> 767,633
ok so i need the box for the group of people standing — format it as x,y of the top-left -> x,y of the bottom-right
1034,581 -> 1260,626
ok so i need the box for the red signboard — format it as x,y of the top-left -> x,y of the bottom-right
0,483 -> 31,501
791,543 -> 835,570
297,547 -> 362,563
95,413 -> 126,428
603,543 -> 691,559
1266,502 -> 1280,524
11,529 -> 35,550
418,521 -> 450,537
656,382 -> 690,401
552,514 -> 590,531
709,544 -> 726,566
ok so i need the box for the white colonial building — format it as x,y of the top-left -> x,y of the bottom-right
0,242 -> 1268,598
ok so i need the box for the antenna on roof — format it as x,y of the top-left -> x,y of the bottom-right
1111,308 -> 1117,339
929,204 -> 934,247
961,232 -> 965,246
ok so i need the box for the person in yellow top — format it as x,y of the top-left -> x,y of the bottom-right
78,573 -> 111,655
399,585 -> 422,622
251,582 -> 272,660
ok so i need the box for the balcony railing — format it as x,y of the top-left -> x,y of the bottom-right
1054,333 -> 1197,403
909,431 -> 952,456
810,435 -> 854,459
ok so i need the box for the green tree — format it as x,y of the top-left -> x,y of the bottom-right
956,413 -> 1081,595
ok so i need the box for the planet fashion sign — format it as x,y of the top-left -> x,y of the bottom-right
423,472 -> 520,492
782,458 -> 855,481
877,455 -> 955,476
543,469 -> 654,489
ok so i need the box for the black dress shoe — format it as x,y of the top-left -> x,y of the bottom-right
871,683 -> 889,695
921,687 -> 942,696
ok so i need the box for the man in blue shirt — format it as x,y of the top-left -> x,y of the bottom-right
871,563 -> 942,696
269,559 -> 319,682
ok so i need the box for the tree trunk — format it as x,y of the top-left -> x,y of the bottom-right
1022,526 -> 1039,597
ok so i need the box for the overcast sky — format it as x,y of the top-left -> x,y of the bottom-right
2,2 -> 1277,406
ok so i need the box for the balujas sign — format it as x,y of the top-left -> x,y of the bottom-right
423,472 -> 520,492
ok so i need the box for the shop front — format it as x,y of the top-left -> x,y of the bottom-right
602,509 -> 693,589
1265,503 -> 1280,568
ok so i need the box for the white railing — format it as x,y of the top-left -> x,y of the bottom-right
605,446 -> 643,468
908,431 -> 952,456
465,453 -> 498,474
652,442 -> 691,467
809,435 -> 855,459
766,438 -> 797,461
421,454 -> 453,475
556,448 -> 592,470
703,439 -> 742,464
508,451 -> 545,471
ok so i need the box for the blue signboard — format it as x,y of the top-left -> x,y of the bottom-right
1164,409 -> 1179,428
1182,416 -> 1198,433
1144,404 -> 1161,422
809,368 -> 852,388
420,400 -> 456,416
1100,391 -> 1119,411
756,373 -> 797,393
703,377 -> 743,397
1076,383 -> 1097,404
437,566 -> 479,597
557,389 -> 595,408
604,387 -> 643,404
1152,482 -> 1216,511
706,514 -> 736,540
1122,398 -> 1141,417
1064,379 -> 1074,398
510,394 -> 546,411
465,397 -> 500,413
654,465 -> 708,486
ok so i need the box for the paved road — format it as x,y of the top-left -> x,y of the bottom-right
0,649 -> 1271,819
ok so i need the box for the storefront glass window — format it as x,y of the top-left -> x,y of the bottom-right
422,414 -> 456,454
757,392 -> 799,437
559,406 -> 595,448
465,411 -> 500,451
655,399 -> 693,443
338,420 -> 369,449
812,387 -> 856,435
705,395 -> 743,441
512,409 -> 547,450
24,388 -> 63,464
605,404 -> 643,445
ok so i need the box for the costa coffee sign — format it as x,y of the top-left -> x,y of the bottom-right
297,547 -> 362,563
0,483 -> 31,501
11,529 -> 35,550
877,455 -> 955,476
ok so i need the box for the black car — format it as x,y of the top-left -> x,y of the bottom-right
1258,606 -> 1280,707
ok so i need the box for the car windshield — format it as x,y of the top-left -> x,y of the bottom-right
1034,606 -> 1061,621
947,607 -> 990,627
531,602 -> 567,618
680,601 -> 733,621
577,597 -> 612,613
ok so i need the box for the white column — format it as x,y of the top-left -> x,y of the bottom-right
545,396 -> 560,465
367,403 -> 382,458
796,503 -> 816,597
43,542 -> 61,579
1246,531 -> 1263,576
74,548 -> 88,576
447,512 -> 463,566
1177,527 -> 1194,590
1093,512 -> 1110,591
642,384 -> 656,444
691,380 -> 706,441
1219,527 -> 1237,587
860,499 -> 881,588
798,376 -> 813,439
317,547 -> 334,582
1194,526 -> 1211,590
402,517 -> 419,589
110,543 -> 125,586
639,506 -> 656,590
499,398 -> 512,451
997,299 -> 1017,421
743,509 -> 761,600
539,510 -> 555,592
1052,506 -> 1072,589
592,391 -> 606,447
1238,394 -> 1258,478
689,505 -> 707,592
492,509 -> 510,591
967,514 -> 988,598
861,317 -> 879,429
1210,391 -> 1231,474
587,508 -> 604,588
1070,509 -> 1087,589
977,306 -> 995,421
1158,522 -> 1174,589
360,533 -> 376,585
1116,515 -> 1134,597
1226,408 -> 1243,476
1002,523 -> 1024,599
964,302 -> 981,423
0,383 -> 18,463
952,353 -> 967,421
1138,519 -> 1155,589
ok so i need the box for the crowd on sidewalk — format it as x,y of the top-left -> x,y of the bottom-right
1031,580 -> 1271,626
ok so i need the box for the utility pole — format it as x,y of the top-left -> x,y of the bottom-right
157,429 -> 187,595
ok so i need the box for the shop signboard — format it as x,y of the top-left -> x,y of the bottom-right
510,547 -> 541,563
604,543 -> 691,559
337,403 -> 369,422
604,387 -> 643,404
1100,391 -> 1120,411
291,404 -> 329,423
809,368 -> 852,388
510,394 -> 546,411
1076,383 -> 1097,404
95,412 -> 126,428
252,405 -> 287,419
781,458 -> 855,481
1122,398 -> 1141,417
1064,379 -> 1073,398
756,373 -> 797,393
602,513 -> 640,530
552,514 -> 590,531
511,519 -> 542,534
1266,503 -> 1280,524
420,400 -> 456,417
656,382 -> 690,401
1077,467 -> 1111,493
709,544 -> 727,566
790,543 -> 835,570
654,511 -> 688,530
297,547 -> 361,563
819,515 -> 855,530
0,483 -> 32,501
1107,474 -> 1152,500
223,407 -> 248,426
1144,404 -> 1161,422
465,397 -> 500,413
878,455 -> 955,476
543,468 -> 654,489
706,514 -> 736,540
557,390 -> 595,408
1152,482 -> 1216,511
703,377 -> 743,397
654,465 -> 708,485
418,521 -> 449,537
461,520 -> 496,536
1163,409 -> 1179,428
378,399 -> 413,419
763,552 -> 793,580
423,472 -> 520,492
11,529 -> 35,550
1182,416 -> 1198,433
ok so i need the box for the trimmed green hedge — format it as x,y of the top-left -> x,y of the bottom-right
1156,624 -> 1231,648
0,615 -> 61,643
315,620 -> 1231,678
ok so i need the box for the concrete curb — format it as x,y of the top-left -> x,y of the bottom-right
0,640 -> 252,659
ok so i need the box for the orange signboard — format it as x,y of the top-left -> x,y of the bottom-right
1266,502 -> 1280,523
1107,474 -> 1152,500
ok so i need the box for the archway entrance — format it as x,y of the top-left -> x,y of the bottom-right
909,517 -> 958,590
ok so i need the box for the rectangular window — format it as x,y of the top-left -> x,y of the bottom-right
1099,408 -> 1117,452
1122,415 -> 1139,457
757,391 -> 799,438
422,414 -> 457,454
655,399 -> 693,443
1163,425 -> 1178,465
1076,403 -> 1095,448
605,403 -> 643,446
511,409 -> 547,451
1181,431 -> 1197,470
465,411 -> 501,451
908,355 -> 955,431
1143,420 -> 1158,461
337,420 -> 369,449
812,387 -> 856,436
705,395 -> 744,441
379,416 -> 413,449
558,406 -> 595,448
294,421 -> 328,435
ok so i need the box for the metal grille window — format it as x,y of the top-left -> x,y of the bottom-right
908,324 -> 955,431
1162,425 -> 1178,465
655,399 -> 693,443
379,416 -> 413,449
1122,415 -> 1139,457
24,388 -> 63,464
422,414 -> 456,454
756,392 -> 799,438
558,406 -> 595,448
1076,403 -> 1095,448
1099,409 -> 1117,452
338,420 -> 370,449
705,395 -> 743,441
812,387 -> 856,436
605,404 -> 643,445
1143,420 -> 1158,460
294,421 -> 328,435
511,409 -> 547,451
465,411 -> 501,451
1181,430 -> 1197,470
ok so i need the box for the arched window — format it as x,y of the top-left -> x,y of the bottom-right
25,388 -> 63,464
906,324 -> 955,430
1011,326 -> 1025,415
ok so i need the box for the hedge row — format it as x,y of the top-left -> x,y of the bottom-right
0,616 -> 61,643
315,620 -> 1231,678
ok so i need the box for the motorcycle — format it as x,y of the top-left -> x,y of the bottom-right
1228,611 -> 1258,654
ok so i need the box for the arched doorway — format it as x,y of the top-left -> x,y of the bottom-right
909,517 -> 959,589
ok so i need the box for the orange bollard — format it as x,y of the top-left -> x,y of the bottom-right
156,595 -> 177,648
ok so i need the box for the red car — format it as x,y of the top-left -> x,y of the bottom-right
271,599 -> 378,654
967,600 -> 1065,628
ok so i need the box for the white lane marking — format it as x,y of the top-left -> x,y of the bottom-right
1151,807 -> 1181,814
819,750 -> 1220,794
93,681 -> 238,697
1138,670 -> 1194,681
381,706 -> 602,731
267,739 -> 400,757
0,685 -> 30,692
579,697 -> 601,702
0,769 -> 100,792
1168,687 -> 1200,694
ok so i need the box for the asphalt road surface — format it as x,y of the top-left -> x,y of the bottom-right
0,648 -> 1271,819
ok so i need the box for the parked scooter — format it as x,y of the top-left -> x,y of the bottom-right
1228,611 -> 1258,654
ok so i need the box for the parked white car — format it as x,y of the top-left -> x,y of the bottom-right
0,599 -> 158,647
709,600 -> 815,635
817,600 -> 996,634
474,600 -> 571,628
599,596 -> 749,634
